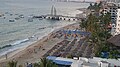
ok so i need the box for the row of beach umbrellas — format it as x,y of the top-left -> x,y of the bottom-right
62,30 -> 91,35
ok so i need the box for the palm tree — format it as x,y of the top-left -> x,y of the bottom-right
88,2 -> 102,12
8,61 -> 17,67
33,63 -> 40,67
88,3 -> 93,10
79,19 -> 87,30
80,2 -> 114,58
39,58 -> 58,67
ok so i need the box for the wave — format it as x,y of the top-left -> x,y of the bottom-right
0,22 -> 76,57
0,44 -> 12,49
0,38 -> 30,57
0,29 -> 22,35
11,38 -> 29,46
0,38 -> 29,50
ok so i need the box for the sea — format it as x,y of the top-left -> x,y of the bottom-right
0,0 -> 89,56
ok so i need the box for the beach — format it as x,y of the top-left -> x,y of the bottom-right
0,0 -> 89,58
0,22 -> 82,66
0,0 -> 90,66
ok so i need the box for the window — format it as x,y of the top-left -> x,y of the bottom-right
113,10 -> 116,12
109,10 -> 111,12
118,28 -> 120,30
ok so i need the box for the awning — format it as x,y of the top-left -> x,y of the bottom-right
53,60 -> 72,65
47,56 -> 57,60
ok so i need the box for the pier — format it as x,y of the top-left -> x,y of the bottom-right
33,6 -> 83,21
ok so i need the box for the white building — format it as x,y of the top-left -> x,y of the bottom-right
99,61 -> 109,67
47,56 -> 120,67
105,0 -> 120,3
113,9 -> 120,35
102,2 -> 118,23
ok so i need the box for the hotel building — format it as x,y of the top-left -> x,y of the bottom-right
112,9 -> 120,35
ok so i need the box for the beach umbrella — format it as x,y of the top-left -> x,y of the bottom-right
72,30 -> 77,34
63,30 -> 67,34
68,30 -> 72,34
77,30 -> 81,34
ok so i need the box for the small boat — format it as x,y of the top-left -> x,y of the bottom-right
10,14 -> 13,16
3,17 -> 6,19
0,15 -> 2,17
38,27 -> 46,30
15,17 -> 20,20
9,19 -> 15,22
5,12 -> 9,14
19,14 -> 24,18
28,18 -> 33,22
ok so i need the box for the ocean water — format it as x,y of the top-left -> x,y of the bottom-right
0,0 -> 89,56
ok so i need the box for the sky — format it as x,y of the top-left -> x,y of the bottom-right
70,0 -> 97,2
85,0 -> 96,1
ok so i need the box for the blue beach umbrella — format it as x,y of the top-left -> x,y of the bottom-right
77,30 -> 81,34
63,30 -> 67,34
72,30 -> 77,34
68,30 -> 72,34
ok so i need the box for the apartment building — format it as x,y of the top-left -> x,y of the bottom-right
113,9 -> 120,35
102,2 -> 118,23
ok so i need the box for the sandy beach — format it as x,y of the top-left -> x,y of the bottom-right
0,22 -> 81,66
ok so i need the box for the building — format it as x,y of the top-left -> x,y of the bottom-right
81,62 -> 99,67
47,56 -> 120,67
115,9 -> 120,35
102,2 -> 118,23
108,34 -> 120,47
102,1 -> 120,36
105,0 -> 120,3
99,61 -> 109,67
101,1 -> 118,23
112,9 -> 120,35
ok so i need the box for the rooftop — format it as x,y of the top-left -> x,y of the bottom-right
82,62 -> 99,67
108,34 -> 120,47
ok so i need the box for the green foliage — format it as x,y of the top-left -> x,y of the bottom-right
88,2 -> 102,12
88,3 -> 93,10
8,61 -> 17,67
109,50 -> 120,59
80,1 -> 119,59
33,63 -> 40,67
67,54 -> 73,58
8,58 -> 58,67
39,58 -> 58,67
18,65 -> 23,67
100,13 -> 111,26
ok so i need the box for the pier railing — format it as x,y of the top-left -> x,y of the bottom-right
33,14 -> 83,21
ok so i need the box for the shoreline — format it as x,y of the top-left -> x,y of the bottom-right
0,6 -> 85,66
0,8 -> 83,58
0,22 -> 79,66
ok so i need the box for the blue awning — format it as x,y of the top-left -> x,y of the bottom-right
53,60 -> 72,65
47,56 -> 57,60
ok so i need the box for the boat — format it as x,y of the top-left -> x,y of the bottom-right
15,17 -> 20,20
28,18 -> 33,22
9,19 -> 15,22
19,14 -> 24,18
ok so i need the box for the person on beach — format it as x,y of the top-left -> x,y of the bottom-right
5,54 -> 7,59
